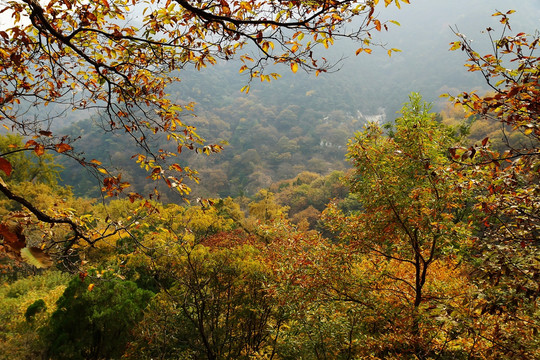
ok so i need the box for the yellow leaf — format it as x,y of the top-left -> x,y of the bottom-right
291,62 -> 299,73
449,41 -> 461,51
88,283 -> 95,291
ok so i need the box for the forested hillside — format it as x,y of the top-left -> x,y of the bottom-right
56,0 -> 540,199
1,0 -> 539,359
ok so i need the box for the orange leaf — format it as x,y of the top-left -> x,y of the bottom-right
34,144 -> 45,156
170,164 -> 183,172
55,143 -> 72,153
374,19 -> 382,31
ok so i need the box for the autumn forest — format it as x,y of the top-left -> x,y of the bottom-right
0,0 -> 538,359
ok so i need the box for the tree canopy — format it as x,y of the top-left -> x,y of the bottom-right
0,0 -> 407,262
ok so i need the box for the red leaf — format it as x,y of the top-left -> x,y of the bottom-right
0,157 -> 13,177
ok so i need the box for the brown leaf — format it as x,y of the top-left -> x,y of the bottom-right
506,86 -> 520,98
0,223 -> 26,253
20,247 -> 53,268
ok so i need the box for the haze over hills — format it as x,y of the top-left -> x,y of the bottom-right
180,0 -> 540,117
58,0 -> 540,199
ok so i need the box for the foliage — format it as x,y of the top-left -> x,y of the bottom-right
127,230 -> 279,359
42,273 -> 154,360
321,94 -> 474,357
0,270 -> 69,360
268,171 -> 350,229
0,180 -> 93,270
446,12 -> 540,358
0,133 -> 61,186
0,0 -> 408,263
24,299 -> 47,322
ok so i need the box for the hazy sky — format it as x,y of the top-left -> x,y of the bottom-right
333,0 -> 540,113
1,0 -> 539,116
